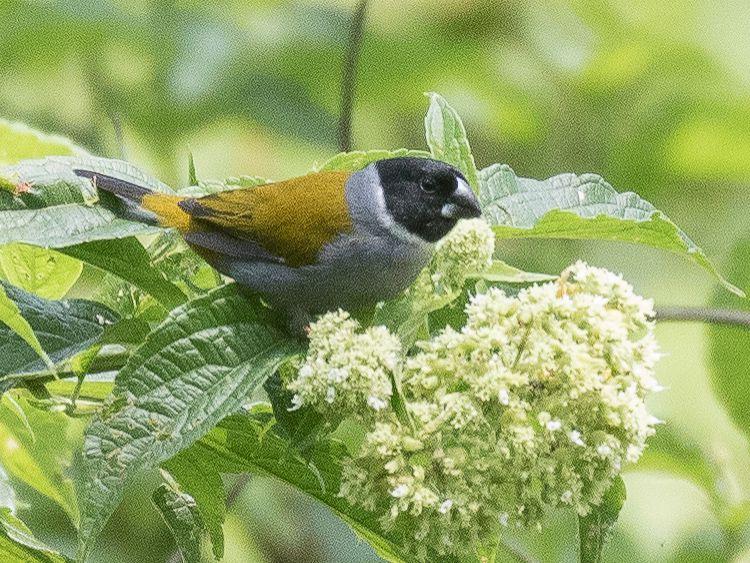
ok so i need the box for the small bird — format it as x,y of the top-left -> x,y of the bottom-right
75,157 -> 481,331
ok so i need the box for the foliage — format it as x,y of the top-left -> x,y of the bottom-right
151,473 -> 206,563
0,89 -> 746,563
0,282 -> 117,384
75,285 -> 300,560
710,239 -> 750,440
578,477 -> 626,563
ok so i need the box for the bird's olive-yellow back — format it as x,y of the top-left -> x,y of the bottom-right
142,170 -> 353,267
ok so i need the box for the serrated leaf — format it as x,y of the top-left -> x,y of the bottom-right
315,149 -> 431,172
0,508 -> 70,562
480,164 -> 743,296
169,413 -> 413,563
0,283 -> 52,373
177,175 -> 270,197
709,239 -> 750,441
0,393 -> 84,522
76,284 -> 301,561
152,477 -> 205,563
0,204 -> 158,248
0,282 -> 118,382
578,476 -> 626,563
0,243 -> 82,300
61,238 -> 187,310
0,119 -> 86,166
424,93 -> 479,192
0,156 -> 172,248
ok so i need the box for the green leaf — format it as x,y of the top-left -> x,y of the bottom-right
578,476 -> 626,563
315,149 -> 431,172
0,243 -> 82,300
163,447 -> 228,560
373,271 -> 460,349
709,239 -> 750,440
0,156 -> 172,248
45,378 -> 116,403
0,466 -> 15,511
467,260 -> 557,284
263,371 -> 325,451
480,164 -> 743,296
0,283 -> 53,374
2,393 -> 35,442
0,203 -> 157,248
0,508 -> 70,562
0,393 -> 84,522
187,153 -> 198,186
61,238 -> 187,310
0,282 -> 118,381
424,92 -> 479,192
634,426 -> 721,506
152,473 -> 206,563
179,175 -> 269,197
0,119 -> 86,166
76,284 -> 301,561
168,412 -> 413,563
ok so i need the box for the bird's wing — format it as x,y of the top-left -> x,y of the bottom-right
178,170 -> 353,267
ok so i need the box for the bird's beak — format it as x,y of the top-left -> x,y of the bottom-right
441,178 -> 482,219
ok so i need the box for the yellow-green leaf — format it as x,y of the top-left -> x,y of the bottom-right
0,243 -> 82,300
0,119 -> 86,166
424,92 -> 480,192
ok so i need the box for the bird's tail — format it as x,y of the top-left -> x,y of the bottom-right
74,169 -> 191,231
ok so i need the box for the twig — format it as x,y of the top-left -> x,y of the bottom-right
654,306 -> 750,328
337,0 -> 369,152
2,348 -> 130,385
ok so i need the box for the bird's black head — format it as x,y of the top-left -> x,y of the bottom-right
375,157 -> 482,243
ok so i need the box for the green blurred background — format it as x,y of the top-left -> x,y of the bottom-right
2,0 -> 750,561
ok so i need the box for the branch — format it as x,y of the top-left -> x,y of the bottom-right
337,0 -> 369,152
654,306 -> 750,328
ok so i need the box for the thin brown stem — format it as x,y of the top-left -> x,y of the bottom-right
337,0 -> 369,152
654,306 -> 750,328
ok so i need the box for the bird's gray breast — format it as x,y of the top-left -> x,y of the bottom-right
301,231 -> 431,311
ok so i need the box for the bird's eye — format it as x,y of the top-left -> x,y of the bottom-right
420,178 -> 437,193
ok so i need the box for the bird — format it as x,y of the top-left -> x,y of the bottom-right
74,157 -> 482,333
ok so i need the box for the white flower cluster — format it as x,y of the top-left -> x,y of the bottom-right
287,310 -> 399,414
289,262 -> 660,559
429,218 -> 495,292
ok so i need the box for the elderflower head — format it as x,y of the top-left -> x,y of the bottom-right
287,310 -> 400,416
290,262 -> 660,559
429,218 -> 495,292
